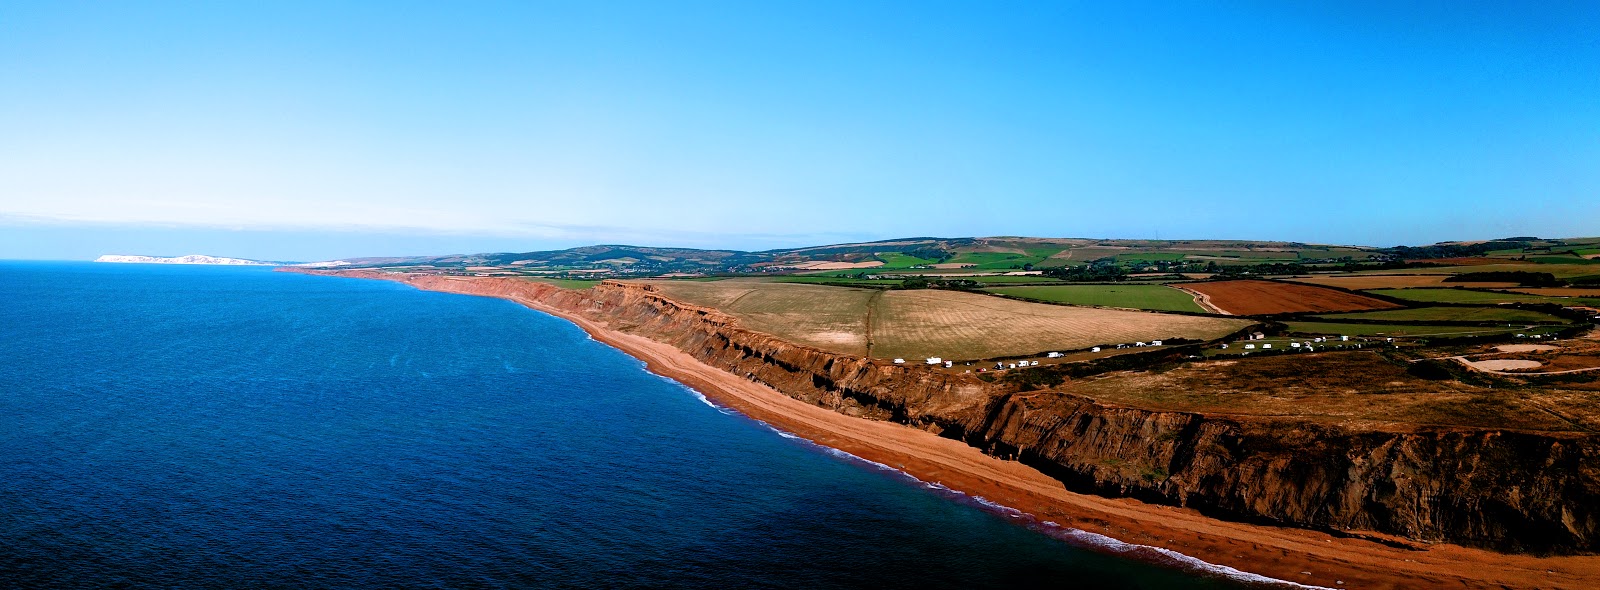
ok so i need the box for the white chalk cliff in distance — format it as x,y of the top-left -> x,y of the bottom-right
94,254 -> 272,265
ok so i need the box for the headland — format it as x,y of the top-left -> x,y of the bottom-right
285,265 -> 1600,589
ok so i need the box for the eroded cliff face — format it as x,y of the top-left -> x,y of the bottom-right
301,271 -> 1600,554
970,393 -> 1599,554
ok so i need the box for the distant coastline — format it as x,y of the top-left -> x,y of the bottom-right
95,254 -> 273,265
94,254 -> 350,267
288,268 -> 1600,590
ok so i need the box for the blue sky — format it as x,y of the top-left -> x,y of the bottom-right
2,1 -> 1596,260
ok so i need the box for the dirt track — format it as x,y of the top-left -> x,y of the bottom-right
1171,285 -> 1228,314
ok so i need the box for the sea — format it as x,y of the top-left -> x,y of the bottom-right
0,261 -> 1260,589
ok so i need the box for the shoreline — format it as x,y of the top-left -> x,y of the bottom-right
314,271 -> 1600,589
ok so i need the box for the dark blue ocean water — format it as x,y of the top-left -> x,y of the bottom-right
0,262 -> 1250,589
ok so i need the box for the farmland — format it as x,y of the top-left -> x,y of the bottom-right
770,276 -> 892,287
984,284 -> 1206,313
1055,351 -> 1586,431
643,279 -> 1250,360
940,249 -> 1061,270
528,278 -> 602,289
645,280 -> 878,355
1508,288 -> 1600,297
1280,321 -> 1530,338
1313,306 -> 1568,323
870,290 -> 1248,360
873,252 -> 938,268
1181,280 -> 1402,315
962,275 -> 1064,285
1528,256 -> 1600,265
1354,263 -> 1600,279
1367,288 -> 1597,305
1287,275 -> 1517,290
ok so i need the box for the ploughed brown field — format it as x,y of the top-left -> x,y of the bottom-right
1182,279 -> 1402,315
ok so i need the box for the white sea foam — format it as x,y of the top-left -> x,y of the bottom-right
742,413 -> 1331,589
542,309 -> 1333,589
688,388 -> 718,408
672,382 -> 734,414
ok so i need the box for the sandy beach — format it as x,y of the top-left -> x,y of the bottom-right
371,275 -> 1600,589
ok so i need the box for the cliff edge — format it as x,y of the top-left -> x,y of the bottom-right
298,270 -> 1600,556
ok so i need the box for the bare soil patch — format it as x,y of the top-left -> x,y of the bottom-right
1183,280 -> 1402,315
1539,354 -> 1600,372
1497,344 -> 1559,353
1469,359 -> 1544,371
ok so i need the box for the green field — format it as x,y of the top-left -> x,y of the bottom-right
959,275 -> 1060,284
943,248 -> 1061,270
771,276 -> 891,287
1528,255 -> 1600,265
787,273 -> 1073,286
528,278 -> 602,289
1355,263 -> 1600,279
1115,252 -> 1186,262
1313,306 -> 1569,323
1280,321 -> 1528,338
874,252 -> 937,268
985,284 -> 1206,313
1366,288 -> 1595,305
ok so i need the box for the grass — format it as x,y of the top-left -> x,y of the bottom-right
874,252 -> 937,269
645,280 -> 878,355
985,284 -> 1206,313
1286,275 -> 1499,290
871,290 -> 1248,359
1115,252 -> 1186,262
1528,255 -> 1600,265
1279,321 -> 1526,337
527,278 -> 602,289
1367,288 -> 1572,305
1312,306 -> 1568,323
1354,262 -> 1600,279
1053,352 -> 1592,432
1181,249 -> 1302,262
771,276 -> 892,287
942,247 -> 1064,270
643,279 -> 1250,360
966,275 -> 1063,285
942,251 -> 1038,269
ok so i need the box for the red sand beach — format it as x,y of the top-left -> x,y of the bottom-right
320,271 -> 1600,589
